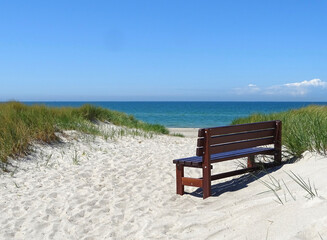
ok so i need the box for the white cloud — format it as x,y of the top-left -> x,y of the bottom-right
234,84 -> 260,95
284,79 -> 327,88
234,79 -> 326,97
281,78 -> 327,96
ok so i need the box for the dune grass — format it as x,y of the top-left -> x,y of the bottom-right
232,105 -> 327,158
0,101 -> 168,165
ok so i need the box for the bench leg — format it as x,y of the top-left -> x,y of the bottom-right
274,120 -> 282,165
247,156 -> 255,168
274,151 -> 282,165
202,165 -> 211,199
176,164 -> 184,195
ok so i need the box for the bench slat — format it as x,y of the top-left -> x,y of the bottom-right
182,177 -> 203,188
210,148 -> 275,163
197,136 -> 275,156
197,129 -> 275,147
198,121 -> 276,137
174,147 -> 275,167
210,137 -> 274,154
209,167 -> 260,181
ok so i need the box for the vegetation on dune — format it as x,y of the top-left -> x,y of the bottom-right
0,102 -> 169,164
77,104 -> 168,134
3,102 -> 326,166
232,105 -> 327,158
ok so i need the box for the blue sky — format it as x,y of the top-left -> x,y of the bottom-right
1,0 -> 327,101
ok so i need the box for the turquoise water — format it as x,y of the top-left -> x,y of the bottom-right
24,101 -> 327,128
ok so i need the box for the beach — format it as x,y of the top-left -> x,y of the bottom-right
1,123 -> 327,240
168,128 -> 199,137
2,0 -> 327,238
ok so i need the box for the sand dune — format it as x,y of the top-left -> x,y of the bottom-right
1,123 -> 327,240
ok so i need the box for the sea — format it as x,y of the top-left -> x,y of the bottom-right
24,101 -> 327,128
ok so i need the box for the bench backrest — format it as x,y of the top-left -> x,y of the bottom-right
196,121 -> 281,156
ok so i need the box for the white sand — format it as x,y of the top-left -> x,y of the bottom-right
168,128 -> 199,138
1,123 -> 327,240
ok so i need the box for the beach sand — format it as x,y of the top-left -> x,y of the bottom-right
1,123 -> 327,239
168,128 -> 199,138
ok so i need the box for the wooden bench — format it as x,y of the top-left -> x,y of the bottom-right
173,120 -> 282,199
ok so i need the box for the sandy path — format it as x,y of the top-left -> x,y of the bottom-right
1,125 -> 327,239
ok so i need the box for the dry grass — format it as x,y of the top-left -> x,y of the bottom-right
0,101 -> 168,165
232,105 -> 327,157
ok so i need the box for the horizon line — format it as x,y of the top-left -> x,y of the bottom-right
2,100 -> 327,103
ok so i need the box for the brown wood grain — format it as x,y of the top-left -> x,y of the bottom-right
200,121 -> 276,136
197,129 -> 275,147
209,137 -> 274,155
181,177 -> 203,188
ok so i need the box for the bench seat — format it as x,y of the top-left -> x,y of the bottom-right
173,147 -> 276,167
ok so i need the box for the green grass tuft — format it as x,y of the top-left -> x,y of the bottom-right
0,101 -> 168,164
232,105 -> 327,157
171,133 -> 185,137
